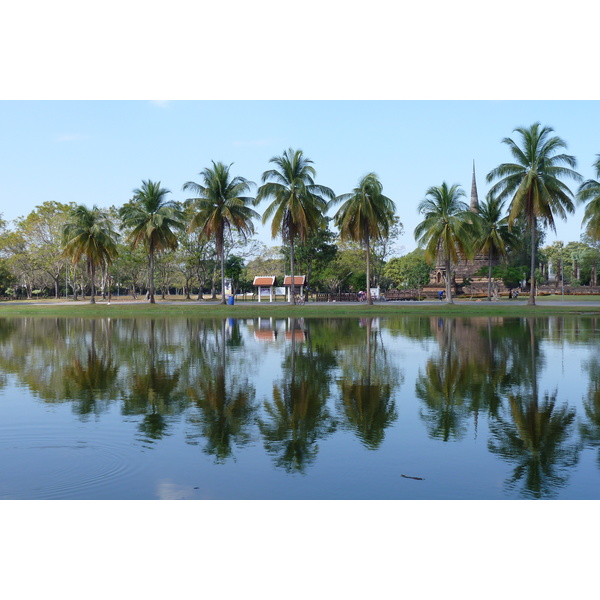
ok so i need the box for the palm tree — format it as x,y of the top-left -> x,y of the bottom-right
577,155 -> 600,241
329,173 -> 396,305
62,204 -> 119,304
414,182 -> 473,304
486,123 -> 581,305
472,192 -> 518,301
182,161 -> 258,304
119,180 -> 184,304
256,148 -> 334,304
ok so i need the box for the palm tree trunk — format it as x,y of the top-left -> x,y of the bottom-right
445,255 -> 453,304
366,233 -> 373,306
149,247 -> 156,303
487,250 -> 493,301
290,237 -> 296,304
529,217 -> 536,306
219,230 -> 226,305
89,260 -> 96,304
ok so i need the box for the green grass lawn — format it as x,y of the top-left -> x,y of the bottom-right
1,296 -> 600,318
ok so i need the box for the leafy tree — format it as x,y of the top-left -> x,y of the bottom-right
155,251 -> 180,299
62,204 -> 119,304
183,161 -> 258,304
330,173 -> 396,305
245,243 -> 285,281
256,148 -> 334,304
370,215 -> 404,288
414,182 -> 473,304
119,180 -> 185,303
486,122 -> 582,305
2,226 -> 43,299
323,240 -> 366,292
384,249 -> 431,290
542,241 -> 566,287
11,202 -> 72,299
225,255 -> 245,295
111,241 -> 147,298
563,240 -> 599,285
0,216 -> 13,296
280,216 -> 338,292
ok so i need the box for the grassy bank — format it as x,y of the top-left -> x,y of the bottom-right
1,298 -> 600,318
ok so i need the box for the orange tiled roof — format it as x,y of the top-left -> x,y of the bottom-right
283,275 -> 306,286
254,330 -> 277,341
285,330 -> 306,341
253,276 -> 276,286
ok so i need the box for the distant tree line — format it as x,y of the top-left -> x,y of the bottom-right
1,126 -> 600,305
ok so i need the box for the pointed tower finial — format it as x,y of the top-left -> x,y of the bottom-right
470,160 -> 479,213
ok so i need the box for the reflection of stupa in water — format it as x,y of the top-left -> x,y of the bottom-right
428,163 -> 501,293
431,316 -> 505,364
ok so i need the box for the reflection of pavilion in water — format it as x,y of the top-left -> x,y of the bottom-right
251,317 -> 306,342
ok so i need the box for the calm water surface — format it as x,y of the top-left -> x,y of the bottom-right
1,314 -> 599,500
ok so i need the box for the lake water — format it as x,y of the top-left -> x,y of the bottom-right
1,314 -> 599,500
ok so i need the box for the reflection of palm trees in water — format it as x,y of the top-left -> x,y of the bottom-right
259,318 -> 336,473
416,317 -> 527,442
122,319 -> 184,443
338,318 -> 400,449
415,319 -> 471,441
489,391 -> 579,498
579,357 -> 600,467
185,319 -> 256,463
62,319 -> 119,417
488,318 -> 580,498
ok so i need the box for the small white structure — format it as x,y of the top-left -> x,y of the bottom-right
253,276 -> 276,302
283,275 -> 306,302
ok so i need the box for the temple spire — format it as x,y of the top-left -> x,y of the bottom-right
470,160 -> 479,213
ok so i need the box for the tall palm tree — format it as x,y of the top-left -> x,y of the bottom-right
577,154 -> 600,241
414,182 -> 473,304
182,161 -> 258,304
329,173 -> 396,305
256,148 -> 334,304
486,122 -> 581,305
119,180 -> 184,304
62,204 -> 119,304
472,192 -> 518,301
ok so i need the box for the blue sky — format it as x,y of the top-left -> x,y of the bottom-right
1,100 -> 598,254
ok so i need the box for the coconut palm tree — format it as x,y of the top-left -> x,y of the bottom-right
119,180 -> 184,304
256,148 -> 334,304
414,182 -> 473,304
182,161 -> 258,304
62,204 -> 119,304
329,173 -> 396,305
486,123 -> 582,305
577,154 -> 600,241
472,192 -> 518,301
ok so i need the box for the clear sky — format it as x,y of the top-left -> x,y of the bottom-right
1,100 -> 598,254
